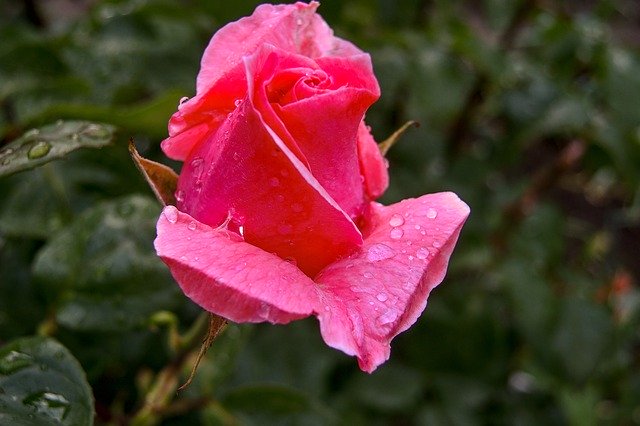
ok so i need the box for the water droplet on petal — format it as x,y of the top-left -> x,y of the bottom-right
389,214 -> 404,227
175,190 -> 185,203
377,309 -> 398,325
164,206 -> 178,223
269,177 -> 280,187
427,208 -> 438,219
363,271 -> 374,279
366,243 -> 395,261
238,225 -> 245,237
178,96 -> 189,110
390,228 -> 404,239
324,305 -> 330,311
27,141 -> 51,159
376,292 -> 388,302
234,99 -> 242,107
416,247 -> 429,260
188,221 -> 197,231
432,240 -> 442,248
414,224 -> 421,230
190,157 -> 204,179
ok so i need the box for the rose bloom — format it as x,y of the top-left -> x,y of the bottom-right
155,2 -> 469,372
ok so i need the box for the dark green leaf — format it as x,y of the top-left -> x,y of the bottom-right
32,195 -> 182,332
0,121 -> 116,178
0,336 -> 93,426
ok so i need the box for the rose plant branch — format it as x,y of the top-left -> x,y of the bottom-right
130,313 -> 225,426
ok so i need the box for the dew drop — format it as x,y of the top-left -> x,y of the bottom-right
376,292 -> 388,302
163,206 -> 178,223
188,221 -> 197,231
324,305 -> 330,311
366,243 -> 395,261
0,351 -> 33,375
408,255 -> 414,260
232,152 -> 240,161
178,96 -> 189,109
82,124 -> 110,139
269,177 -> 280,187
23,392 -> 70,422
377,309 -> 398,325
414,224 -> 421,230
389,214 -> 404,227
234,99 -> 242,107
416,247 -> 429,260
432,240 -> 442,248
27,141 -> 51,160
390,227 -> 404,240
363,271 -> 374,279
238,225 -> 245,237
427,208 -> 438,219
190,157 -> 204,178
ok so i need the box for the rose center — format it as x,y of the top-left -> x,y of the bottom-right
266,68 -> 331,106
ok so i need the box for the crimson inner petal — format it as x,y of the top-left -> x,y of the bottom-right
266,68 -> 331,106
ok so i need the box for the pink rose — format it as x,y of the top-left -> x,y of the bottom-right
154,2 -> 469,372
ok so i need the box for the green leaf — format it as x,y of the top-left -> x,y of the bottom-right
0,121 -> 116,178
0,336 -> 93,426
32,195 -> 183,332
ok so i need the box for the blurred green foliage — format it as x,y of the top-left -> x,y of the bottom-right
1,0 -> 640,424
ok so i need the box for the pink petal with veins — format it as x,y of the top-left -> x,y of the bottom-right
314,192 -> 470,372
155,206 -> 319,323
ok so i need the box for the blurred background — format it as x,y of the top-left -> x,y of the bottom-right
1,0 -> 639,424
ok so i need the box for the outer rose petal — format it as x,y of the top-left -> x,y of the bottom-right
314,192 -> 470,372
357,121 -> 389,200
177,94 -> 363,277
155,206 -> 319,323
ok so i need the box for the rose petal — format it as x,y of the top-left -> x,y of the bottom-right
161,122 -> 211,162
273,55 -> 379,218
177,97 -> 363,277
196,1 -> 361,95
155,206 -> 319,323
357,122 -> 389,200
314,192 -> 470,372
